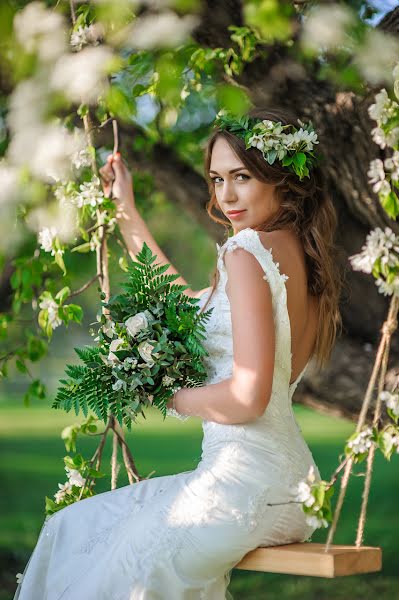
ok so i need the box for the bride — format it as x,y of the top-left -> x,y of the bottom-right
14,107 -> 342,599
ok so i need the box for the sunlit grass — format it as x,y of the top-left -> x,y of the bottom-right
1,397 -> 398,599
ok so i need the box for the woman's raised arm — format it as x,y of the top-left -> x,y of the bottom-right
99,153 -> 199,297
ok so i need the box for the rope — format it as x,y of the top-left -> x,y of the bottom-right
324,294 -> 399,552
355,295 -> 399,546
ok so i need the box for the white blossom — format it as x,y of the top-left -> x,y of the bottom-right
72,148 -> 91,170
305,514 -> 328,529
375,276 -> 399,297
246,118 -> 319,162
13,1 -> 67,62
38,226 -> 63,256
355,30 -> 399,85
54,481 -> 72,503
391,434 -> 399,453
349,227 -> 399,275
380,390 -> 399,417
112,379 -> 124,391
367,158 -> 387,193
368,89 -> 398,125
50,46 -> 114,104
16,573 -> 24,584
73,176 -> 105,208
39,297 -> 62,329
125,313 -> 149,338
384,151 -> 399,181
7,122 -> 86,184
301,4 -> 355,52
162,374 -> 175,388
347,426 -> 373,455
65,467 -> 85,487
123,10 -> 200,50
70,24 -> 103,51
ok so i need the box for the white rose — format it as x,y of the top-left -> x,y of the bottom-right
137,340 -> 156,365
108,337 -> 124,363
125,312 -> 148,338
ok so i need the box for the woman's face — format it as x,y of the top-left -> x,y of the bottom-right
209,136 -> 280,234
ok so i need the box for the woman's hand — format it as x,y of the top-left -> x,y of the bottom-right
99,152 -> 135,216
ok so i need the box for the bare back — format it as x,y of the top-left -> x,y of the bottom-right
257,229 -> 319,384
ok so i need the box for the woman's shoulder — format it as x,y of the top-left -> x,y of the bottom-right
256,228 -> 304,279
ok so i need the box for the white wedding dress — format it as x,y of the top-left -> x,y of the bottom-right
14,227 -> 321,600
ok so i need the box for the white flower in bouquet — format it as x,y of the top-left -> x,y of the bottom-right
122,357 -> 138,371
108,338 -> 125,363
137,340 -> 158,365
162,375 -> 175,388
102,318 -> 117,338
125,312 -> 149,338
65,467 -> 85,487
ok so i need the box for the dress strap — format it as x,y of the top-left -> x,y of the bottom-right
217,228 -> 289,292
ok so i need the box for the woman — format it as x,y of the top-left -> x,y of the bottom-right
14,107 -> 342,599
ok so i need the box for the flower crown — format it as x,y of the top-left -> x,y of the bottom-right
213,110 -> 319,181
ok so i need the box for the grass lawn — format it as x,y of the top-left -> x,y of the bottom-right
1,398 -> 398,599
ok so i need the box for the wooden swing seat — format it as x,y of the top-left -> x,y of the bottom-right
234,542 -> 382,578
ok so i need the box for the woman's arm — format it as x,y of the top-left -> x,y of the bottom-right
169,246 -> 276,424
99,153 -> 199,298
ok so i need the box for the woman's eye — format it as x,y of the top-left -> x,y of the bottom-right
211,174 -> 249,183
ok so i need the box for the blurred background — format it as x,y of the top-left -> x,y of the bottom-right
2,0 -> 399,598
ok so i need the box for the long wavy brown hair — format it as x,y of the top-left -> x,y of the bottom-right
200,107 -> 343,372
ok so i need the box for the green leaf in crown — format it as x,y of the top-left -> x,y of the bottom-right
213,109 -> 319,181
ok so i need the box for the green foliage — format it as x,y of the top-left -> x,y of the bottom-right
52,243 -> 213,429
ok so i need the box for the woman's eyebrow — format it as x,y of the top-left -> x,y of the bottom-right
209,167 -> 247,174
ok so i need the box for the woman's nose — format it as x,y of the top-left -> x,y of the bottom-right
220,180 -> 236,203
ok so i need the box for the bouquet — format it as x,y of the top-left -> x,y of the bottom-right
52,242 -> 214,429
